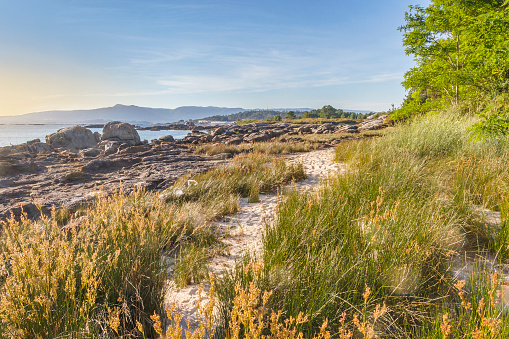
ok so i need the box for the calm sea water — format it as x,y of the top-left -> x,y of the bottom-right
0,124 -> 191,148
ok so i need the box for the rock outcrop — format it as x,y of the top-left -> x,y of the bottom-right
101,121 -> 141,146
0,143 -> 218,221
357,115 -> 389,131
0,139 -> 52,157
46,126 -> 98,151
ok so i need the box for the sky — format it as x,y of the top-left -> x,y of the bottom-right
0,0 -> 430,116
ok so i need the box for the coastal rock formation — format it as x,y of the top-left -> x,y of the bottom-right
357,115 -> 389,131
159,135 -> 175,143
46,126 -> 98,151
315,123 -> 335,134
101,121 -> 141,146
0,143 -> 220,221
0,139 -> 52,157
79,148 -> 101,157
97,140 -> 121,156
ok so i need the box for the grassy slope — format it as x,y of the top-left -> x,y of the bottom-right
216,109 -> 509,338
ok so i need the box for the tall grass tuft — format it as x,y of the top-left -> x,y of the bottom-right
163,152 -> 306,209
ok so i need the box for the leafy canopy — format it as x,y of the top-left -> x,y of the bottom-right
395,0 -> 509,120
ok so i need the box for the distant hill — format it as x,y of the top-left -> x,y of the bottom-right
0,105 -> 246,125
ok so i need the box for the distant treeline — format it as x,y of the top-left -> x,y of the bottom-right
205,110 -> 290,122
301,105 -> 370,119
204,105 -> 371,121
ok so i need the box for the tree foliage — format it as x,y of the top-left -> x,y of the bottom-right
395,0 -> 509,120
302,105 -> 366,119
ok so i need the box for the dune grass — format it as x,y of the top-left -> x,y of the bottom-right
214,109 -> 509,338
0,151 -> 306,338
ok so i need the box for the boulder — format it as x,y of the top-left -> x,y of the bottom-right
244,132 -> 272,143
212,127 -> 225,136
26,140 -> 52,154
297,125 -> 312,134
97,140 -> 121,156
46,126 -> 98,151
0,139 -> 52,157
358,115 -> 389,131
335,125 -> 358,133
159,135 -> 175,142
315,123 -> 335,134
101,121 -> 141,146
79,148 -> 101,158
201,134 -> 213,142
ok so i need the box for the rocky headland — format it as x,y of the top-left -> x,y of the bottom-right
0,116 -> 389,221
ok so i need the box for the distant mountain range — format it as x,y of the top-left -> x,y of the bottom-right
0,104 -> 373,125
0,105 -> 247,125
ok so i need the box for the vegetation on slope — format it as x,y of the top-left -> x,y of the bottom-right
215,109 -> 509,338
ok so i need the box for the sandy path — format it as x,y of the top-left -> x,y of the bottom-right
164,148 -> 342,328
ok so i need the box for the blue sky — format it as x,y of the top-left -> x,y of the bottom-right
0,0 -> 429,115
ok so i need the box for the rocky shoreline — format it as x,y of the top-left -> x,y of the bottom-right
0,116 -> 389,221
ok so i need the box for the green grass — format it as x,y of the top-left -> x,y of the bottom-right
216,109 -> 509,338
163,152 -> 306,206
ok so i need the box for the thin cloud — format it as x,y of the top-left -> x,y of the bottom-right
157,70 -> 403,95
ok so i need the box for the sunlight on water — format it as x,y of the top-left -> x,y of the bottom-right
0,125 -> 191,147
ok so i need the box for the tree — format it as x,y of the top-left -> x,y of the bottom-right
285,111 -> 296,119
319,105 -> 336,119
398,0 -> 509,115
273,114 -> 282,122
303,110 -> 319,119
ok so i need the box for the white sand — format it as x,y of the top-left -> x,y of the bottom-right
164,148 -> 342,328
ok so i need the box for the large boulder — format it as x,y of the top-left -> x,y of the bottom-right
101,121 -> 141,146
46,126 -> 98,151
315,123 -> 335,134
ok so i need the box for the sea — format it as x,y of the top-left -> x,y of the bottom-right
0,124 -> 191,148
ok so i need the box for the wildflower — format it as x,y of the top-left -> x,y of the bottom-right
373,302 -> 387,323
363,284 -> 371,304
440,313 -> 451,338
